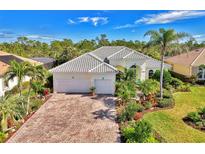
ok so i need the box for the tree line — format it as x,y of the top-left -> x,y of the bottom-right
0,33 -> 205,65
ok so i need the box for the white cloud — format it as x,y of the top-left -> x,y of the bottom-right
67,19 -> 76,25
90,17 -> 108,26
68,16 -> 108,26
135,11 -> 205,24
114,24 -> 136,29
131,29 -> 136,33
114,11 -> 205,30
26,34 -> 54,40
193,34 -> 205,38
78,17 -> 89,23
193,34 -> 205,42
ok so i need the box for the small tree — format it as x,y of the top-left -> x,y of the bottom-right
117,68 -> 137,81
26,64 -> 46,114
0,95 -> 19,132
139,79 -> 160,96
152,70 -> 172,88
4,61 -> 30,96
116,81 -> 136,104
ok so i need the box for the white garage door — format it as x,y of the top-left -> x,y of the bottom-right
94,79 -> 114,94
54,79 -> 90,93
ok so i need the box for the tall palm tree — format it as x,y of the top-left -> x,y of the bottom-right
144,28 -> 189,99
4,61 -> 30,96
26,64 -> 46,114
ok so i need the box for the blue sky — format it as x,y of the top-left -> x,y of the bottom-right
0,10 -> 205,43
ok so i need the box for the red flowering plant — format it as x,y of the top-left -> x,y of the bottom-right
43,88 -> 50,96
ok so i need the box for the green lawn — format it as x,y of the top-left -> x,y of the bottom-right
143,86 -> 205,143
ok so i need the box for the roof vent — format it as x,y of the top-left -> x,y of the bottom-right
104,57 -> 110,64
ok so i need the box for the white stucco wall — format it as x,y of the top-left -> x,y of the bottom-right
0,76 -> 30,97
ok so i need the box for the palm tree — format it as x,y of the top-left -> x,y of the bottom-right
26,64 -> 46,114
0,95 -> 20,132
4,61 -> 30,96
144,28 -> 189,99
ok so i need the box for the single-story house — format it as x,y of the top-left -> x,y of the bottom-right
165,48 -> 205,81
51,46 -> 170,95
31,57 -> 56,69
0,51 -> 42,96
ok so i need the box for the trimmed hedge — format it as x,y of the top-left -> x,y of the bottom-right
144,101 -> 152,109
169,71 -> 196,83
158,98 -> 174,108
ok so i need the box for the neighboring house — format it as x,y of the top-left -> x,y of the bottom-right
165,48 -> 205,81
31,57 -> 56,69
51,46 -> 170,95
0,51 -> 42,96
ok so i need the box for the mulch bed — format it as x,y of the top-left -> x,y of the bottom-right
135,103 -> 175,121
183,117 -> 205,132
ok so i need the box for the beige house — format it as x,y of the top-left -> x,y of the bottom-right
165,48 -> 205,80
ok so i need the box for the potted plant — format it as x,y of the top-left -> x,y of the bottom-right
89,86 -> 96,96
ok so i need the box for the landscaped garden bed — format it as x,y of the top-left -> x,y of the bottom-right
4,94 -> 52,142
0,61 -> 53,143
115,68 -> 196,143
143,86 -> 205,143
183,107 -> 205,132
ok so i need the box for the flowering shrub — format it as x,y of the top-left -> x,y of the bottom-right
118,102 -> 144,122
134,112 -> 143,121
43,88 -> 50,96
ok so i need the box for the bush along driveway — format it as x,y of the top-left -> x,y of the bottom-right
7,94 -> 120,143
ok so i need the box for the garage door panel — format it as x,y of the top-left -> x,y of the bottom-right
55,79 -> 90,93
95,79 -> 114,94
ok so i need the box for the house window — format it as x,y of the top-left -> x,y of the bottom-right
130,65 -> 136,68
198,68 -> 205,80
148,70 -> 154,78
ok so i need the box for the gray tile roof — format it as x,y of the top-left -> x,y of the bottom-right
108,48 -> 132,60
51,46 -> 171,73
92,46 -> 150,60
50,53 -> 117,73
146,59 -> 171,69
91,46 -> 125,60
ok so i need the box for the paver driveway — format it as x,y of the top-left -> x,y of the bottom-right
7,94 -> 120,143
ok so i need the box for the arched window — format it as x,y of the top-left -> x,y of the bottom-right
148,70 -> 154,78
